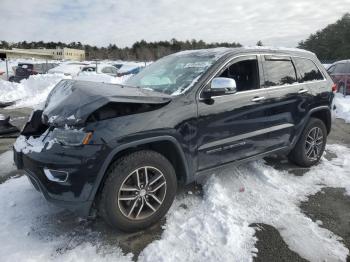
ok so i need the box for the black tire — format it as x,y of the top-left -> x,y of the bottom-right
288,118 -> 327,167
99,150 -> 177,232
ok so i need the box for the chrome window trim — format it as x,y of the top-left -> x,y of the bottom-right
197,53 -> 327,100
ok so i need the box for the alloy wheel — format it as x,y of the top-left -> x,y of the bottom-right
117,166 -> 167,220
305,127 -> 324,160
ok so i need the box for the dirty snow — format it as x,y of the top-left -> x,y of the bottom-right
140,144 -> 350,262
0,151 -> 15,177
335,93 -> 350,123
0,177 -> 133,262
0,144 -> 350,261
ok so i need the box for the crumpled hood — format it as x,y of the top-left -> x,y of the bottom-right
42,80 -> 172,126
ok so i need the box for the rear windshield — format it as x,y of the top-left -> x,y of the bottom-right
18,64 -> 34,69
82,67 -> 96,72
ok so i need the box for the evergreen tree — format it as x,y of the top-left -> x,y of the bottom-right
0,39 -> 242,61
256,40 -> 263,46
298,13 -> 350,61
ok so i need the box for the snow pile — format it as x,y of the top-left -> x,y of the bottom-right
334,93 -> 350,123
0,73 -> 130,109
48,63 -> 86,76
0,145 -> 349,261
0,74 -> 71,109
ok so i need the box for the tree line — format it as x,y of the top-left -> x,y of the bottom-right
1,12 -> 348,62
0,39 -> 241,61
298,13 -> 350,62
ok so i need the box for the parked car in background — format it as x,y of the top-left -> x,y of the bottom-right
117,63 -> 144,76
10,63 -> 58,82
327,60 -> 350,95
112,63 -> 123,70
14,47 -> 335,232
74,64 -> 119,83
48,62 -> 88,76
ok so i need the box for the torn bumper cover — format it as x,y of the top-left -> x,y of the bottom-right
13,134 -> 111,216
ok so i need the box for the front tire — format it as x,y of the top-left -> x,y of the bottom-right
288,118 -> 327,167
99,150 -> 177,232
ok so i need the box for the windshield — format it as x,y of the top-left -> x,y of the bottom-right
124,53 -> 218,95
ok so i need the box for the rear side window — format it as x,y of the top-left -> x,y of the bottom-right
293,57 -> 324,82
263,57 -> 297,86
333,63 -> 349,74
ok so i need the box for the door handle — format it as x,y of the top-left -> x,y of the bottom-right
251,96 -> 265,102
298,89 -> 309,94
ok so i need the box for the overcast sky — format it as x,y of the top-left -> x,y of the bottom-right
1,0 -> 349,47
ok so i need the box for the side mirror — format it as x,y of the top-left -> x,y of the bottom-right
202,77 -> 237,99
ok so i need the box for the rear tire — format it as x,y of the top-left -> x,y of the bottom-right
99,150 -> 177,232
288,118 -> 327,167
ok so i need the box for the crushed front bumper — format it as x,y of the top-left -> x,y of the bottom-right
13,142 -> 110,216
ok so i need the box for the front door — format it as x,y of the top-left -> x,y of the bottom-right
196,55 -> 271,171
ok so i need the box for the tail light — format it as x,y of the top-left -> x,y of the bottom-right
331,83 -> 337,93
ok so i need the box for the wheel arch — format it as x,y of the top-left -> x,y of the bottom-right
89,136 -> 191,203
308,106 -> 332,134
291,106 -> 332,150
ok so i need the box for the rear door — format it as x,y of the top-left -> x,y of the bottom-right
260,55 -> 305,149
292,57 -> 329,107
196,55 -> 272,171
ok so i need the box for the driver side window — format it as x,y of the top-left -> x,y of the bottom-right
219,58 -> 260,92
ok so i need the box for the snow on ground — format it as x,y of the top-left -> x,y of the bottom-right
335,93 -> 350,123
0,151 -> 15,177
0,144 -> 349,261
0,177 -> 132,262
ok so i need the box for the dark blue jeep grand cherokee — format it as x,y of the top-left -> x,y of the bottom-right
14,47 -> 335,232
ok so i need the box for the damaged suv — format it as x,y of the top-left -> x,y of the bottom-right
13,47 -> 335,232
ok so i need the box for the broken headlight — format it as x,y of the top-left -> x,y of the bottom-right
51,128 -> 92,146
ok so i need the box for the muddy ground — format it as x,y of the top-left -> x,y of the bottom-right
1,107 -> 349,261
